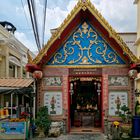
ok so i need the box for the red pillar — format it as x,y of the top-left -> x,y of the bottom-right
102,74 -> 108,132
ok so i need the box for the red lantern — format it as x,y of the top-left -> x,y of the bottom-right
33,70 -> 43,79
128,69 -> 137,79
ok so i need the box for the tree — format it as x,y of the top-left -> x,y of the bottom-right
35,106 -> 51,137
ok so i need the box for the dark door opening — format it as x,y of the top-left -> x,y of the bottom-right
70,77 -> 101,128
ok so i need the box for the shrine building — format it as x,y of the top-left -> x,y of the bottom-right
26,0 -> 139,133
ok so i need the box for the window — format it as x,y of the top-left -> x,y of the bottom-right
9,63 -> 15,77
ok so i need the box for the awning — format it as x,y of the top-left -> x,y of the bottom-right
0,78 -> 34,88
0,78 -> 34,95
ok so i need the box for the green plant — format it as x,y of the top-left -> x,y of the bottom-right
119,105 -> 132,123
35,106 -> 51,134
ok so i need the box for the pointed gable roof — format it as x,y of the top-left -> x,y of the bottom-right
30,0 -> 138,68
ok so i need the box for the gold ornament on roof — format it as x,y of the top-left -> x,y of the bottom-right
80,56 -> 91,64
82,22 -> 88,34
27,50 -> 33,64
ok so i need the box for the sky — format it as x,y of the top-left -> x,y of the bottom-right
0,0 -> 137,54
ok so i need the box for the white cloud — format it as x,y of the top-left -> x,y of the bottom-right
16,3 -> 31,26
43,0 -> 77,41
14,0 -> 136,53
43,0 -> 136,43
44,7 -> 67,40
91,0 -> 136,32
67,0 -> 77,12
15,31 -> 37,53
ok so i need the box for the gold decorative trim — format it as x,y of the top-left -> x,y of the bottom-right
85,1 -> 138,63
27,49 -> 33,64
45,64 -> 128,68
134,37 -> 140,45
32,0 -> 138,65
51,22 -> 122,65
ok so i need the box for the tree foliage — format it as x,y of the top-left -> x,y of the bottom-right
119,105 -> 132,123
35,106 -> 51,132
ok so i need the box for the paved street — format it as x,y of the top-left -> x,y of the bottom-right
31,133 -> 105,140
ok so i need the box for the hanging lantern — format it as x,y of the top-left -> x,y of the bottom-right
128,69 -> 138,78
33,70 -> 43,79
70,83 -> 73,90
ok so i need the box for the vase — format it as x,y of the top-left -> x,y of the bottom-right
136,104 -> 140,115
121,124 -> 131,139
38,128 -> 45,138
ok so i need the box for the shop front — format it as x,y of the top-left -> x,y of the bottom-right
0,78 -> 34,139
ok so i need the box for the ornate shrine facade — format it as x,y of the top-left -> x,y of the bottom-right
26,0 -> 138,133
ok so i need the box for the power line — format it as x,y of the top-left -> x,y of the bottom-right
21,0 -> 31,29
42,0 -> 47,48
27,0 -> 41,51
27,0 -> 40,50
30,0 -> 41,50
26,0 -> 48,51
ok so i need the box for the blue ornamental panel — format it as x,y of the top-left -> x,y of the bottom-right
47,22 -> 125,66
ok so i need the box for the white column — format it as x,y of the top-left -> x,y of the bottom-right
137,0 -> 140,38
16,94 -> 19,107
6,47 -> 9,78
26,72 -> 30,78
15,65 -> 17,78
135,0 -> 140,58
11,94 -> 13,117
22,95 -> 24,105
134,0 -> 140,90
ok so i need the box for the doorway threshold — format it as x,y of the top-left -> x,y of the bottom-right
82,129 -> 92,132
70,127 -> 102,134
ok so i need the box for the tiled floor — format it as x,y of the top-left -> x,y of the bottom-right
31,133 -> 105,140
70,127 -> 101,133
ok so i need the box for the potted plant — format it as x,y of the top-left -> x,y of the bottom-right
119,105 -> 132,139
35,106 -> 51,137
111,121 -> 121,140
119,105 -> 132,123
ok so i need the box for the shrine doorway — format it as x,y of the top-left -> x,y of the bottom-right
69,77 -> 102,131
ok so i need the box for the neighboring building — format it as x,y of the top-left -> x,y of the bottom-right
0,22 -> 35,78
0,22 -> 35,119
26,0 -> 138,133
134,0 -> 140,58
119,32 -> 137,56
133,0 -> 140,90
